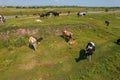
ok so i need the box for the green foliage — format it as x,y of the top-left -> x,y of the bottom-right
14,37 -> 26,47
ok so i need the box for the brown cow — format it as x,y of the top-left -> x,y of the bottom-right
69,39 -> 76,45
62,30 -> 73,42
63,30 -> 73,38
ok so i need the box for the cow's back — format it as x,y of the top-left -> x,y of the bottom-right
29,36 -> 37,44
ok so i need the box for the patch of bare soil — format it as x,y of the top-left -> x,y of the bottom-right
62,63 -> 72,72
18,53 -> 38,70
39,61 -> 55,68
0,31 -> 9,40
18,59 -> 37,70
16,28 -> 39,36
0,28 -> 39,39
54,29 -> 61,35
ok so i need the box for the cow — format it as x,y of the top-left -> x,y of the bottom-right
77,12 -> 86,17
105,20 -> 110,26
15,15 -> 18,18
62,30 -> 73,42
69,39 -> 76,45
85,42 -> 95,62
40,13 -> 49,18
67,11 -> 70,16
52,12 -> 59,16
46,11 -> 59,17
0,15 -> 6,23
29,36 -> 43,50
117,39 -> 120,45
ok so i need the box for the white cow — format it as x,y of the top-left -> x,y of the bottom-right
29,36 -> 37,50
29,36 -> 43,50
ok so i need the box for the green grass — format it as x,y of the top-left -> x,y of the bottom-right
0,11 -> 120,80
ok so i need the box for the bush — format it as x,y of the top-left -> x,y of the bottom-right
14,37 -> 26,47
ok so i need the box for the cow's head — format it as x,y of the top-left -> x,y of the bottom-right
37,37 -> 43,44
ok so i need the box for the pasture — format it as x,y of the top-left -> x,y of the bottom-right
0,9 -> 120,80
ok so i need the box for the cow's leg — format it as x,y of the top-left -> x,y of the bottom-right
33,44 -> 36,50
1,19 -> 3,23
87,55 -> 91,62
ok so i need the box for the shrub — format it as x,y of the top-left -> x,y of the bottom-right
14,37 -> 26,47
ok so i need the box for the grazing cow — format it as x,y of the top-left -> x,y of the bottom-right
117,39 -> 120,45
52,12 -> 59,16
0,15 -> 5,23
40,13 -> 48,18
62,30 -> 73,42
46,11 -> 59,17
105,20 -> 110,26
15,15 -> 18,18
69,39 -> 76,45
85,42 -> 95,62
77,12 -> 86,17
63,30 -> 73,38
29,36 -> 43,50
67,11 -> 70,15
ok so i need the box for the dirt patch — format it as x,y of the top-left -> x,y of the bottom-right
18,59 -> 38,70
54,29 -> 61,35
60,56 -> 69,62
18,53 -> 38,70
0,31 -> 9,40
80,23 -> 92,29
39,61 -> 55,68
62,64 -> 72,72
0,28 -> 39,39
16,28 -> 39,36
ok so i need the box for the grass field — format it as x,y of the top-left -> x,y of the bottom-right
0,9 -> 120,80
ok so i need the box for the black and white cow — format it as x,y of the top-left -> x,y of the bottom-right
0,15 -> 6,23
85,42 -> 95,61
40,13 -> 48,18
85,42 -> 95,55
46,11 -> 60,17
77,12 -> 86,17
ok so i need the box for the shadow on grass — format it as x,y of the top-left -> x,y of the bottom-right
75,49 -> 86,62
60,35 -> 70,42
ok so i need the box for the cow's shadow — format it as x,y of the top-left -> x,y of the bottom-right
60,35 -> 70,42
75,49 -> 86,62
